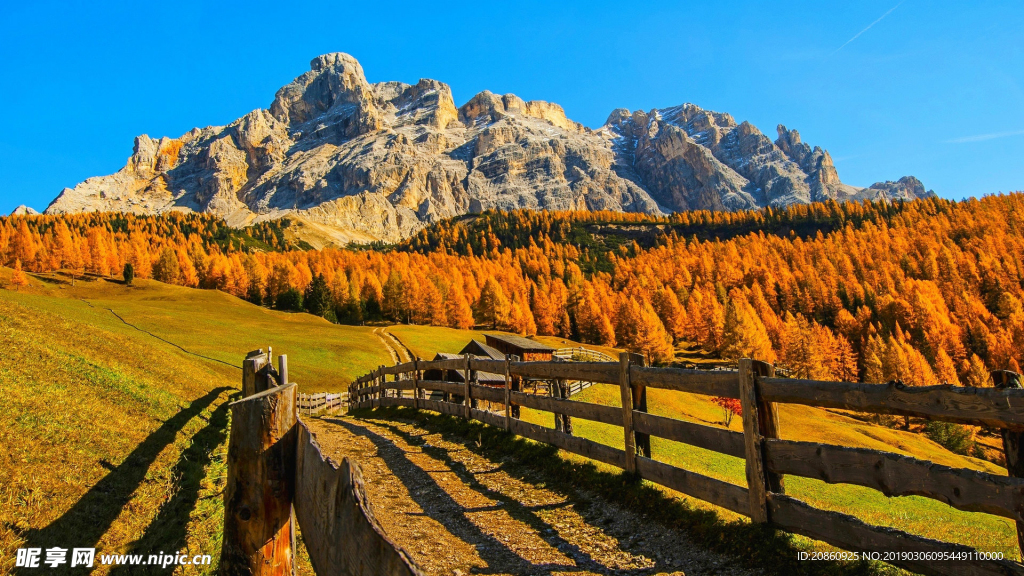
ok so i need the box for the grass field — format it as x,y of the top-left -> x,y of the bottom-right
0,270 -> 394,574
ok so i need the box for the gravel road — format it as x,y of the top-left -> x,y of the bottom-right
306,416 -> 761,576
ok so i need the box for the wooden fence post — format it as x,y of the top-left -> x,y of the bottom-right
619,352 -> 638,474
553,379 -> 573,435
242,354 -> 267,398
509,355 -> 521,419
278,354 -> 288,386
463,354 -> 472,419
739,358 -> 783,523
504,356 -> 512,431
631,355 -> 650,458
221,383 -> 297,576
442,369 -> 450,403
377,366 -> 384,406
412,358 -> 420,410
993,369 -> 1024,552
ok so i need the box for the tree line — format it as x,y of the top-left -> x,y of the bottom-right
2,193 -> 1022,389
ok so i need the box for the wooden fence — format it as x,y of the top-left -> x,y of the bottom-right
298,392 -> 346,416
222,349 -> 423,576
349,354 -> 1024,576
554,346 -> 616,363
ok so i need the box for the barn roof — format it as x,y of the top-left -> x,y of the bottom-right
485,333 -> 556,352
430,352 -> 505,384
460,340 -> 505,360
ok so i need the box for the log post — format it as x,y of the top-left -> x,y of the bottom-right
509,355 -> 521,419
442,369 -> 450,403
993,369 -> 1024,553
377,366 -> 384,407
619,352 -> 639,474
552,379 -> 560,430
756,361 -> 783,495
221,383 -> 297,576
739,358 -> 782,523
412,358 -> 420,410
242,354 -> 268,398
553,379 -> 573,435
504,356 -> 512,431
463,354 -> 472,419
278,354 -> 288,386
631,355 -> 650,458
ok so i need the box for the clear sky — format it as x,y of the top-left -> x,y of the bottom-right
1,0 -> 1022,215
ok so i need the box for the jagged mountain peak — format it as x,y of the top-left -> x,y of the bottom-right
44,52 -> 933,246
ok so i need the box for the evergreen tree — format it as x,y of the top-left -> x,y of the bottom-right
304,274 -> 333,319
122,262 -> 134,286
275,287 -> 303,312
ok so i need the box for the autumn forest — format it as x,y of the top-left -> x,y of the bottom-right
3,194 -> 1023,390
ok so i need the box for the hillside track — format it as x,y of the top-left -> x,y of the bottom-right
373,328 -> 401,364
383,328 -> 415,362
306,416 -> 758,576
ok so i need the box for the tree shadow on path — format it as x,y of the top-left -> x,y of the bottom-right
331,417 -> 662,575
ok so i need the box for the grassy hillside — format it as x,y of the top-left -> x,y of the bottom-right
0,270 -> 393,574
10,272 -> 393,392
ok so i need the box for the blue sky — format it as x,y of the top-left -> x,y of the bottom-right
1,0 -> 1022,215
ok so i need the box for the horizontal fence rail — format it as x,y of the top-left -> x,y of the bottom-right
298,392 -> 346,415
348,352 -> 1024,576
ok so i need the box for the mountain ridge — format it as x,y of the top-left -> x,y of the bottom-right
45,52 -> 934,246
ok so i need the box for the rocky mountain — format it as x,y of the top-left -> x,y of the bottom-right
45,52 -> 934,245
10,205 -> 40,216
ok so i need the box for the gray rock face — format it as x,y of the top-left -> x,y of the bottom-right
45,53 -> 934,244
10,205 -> 40,216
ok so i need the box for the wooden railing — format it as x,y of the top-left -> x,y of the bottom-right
349,354 -> 1024,576
221,349 -> 423,576
554,346 -> 616,363
298,392 -> 346,416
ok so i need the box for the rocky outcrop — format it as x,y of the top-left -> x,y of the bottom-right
10,205 -> 39,216
861,176 -> 936,201
45,52 -> 934,244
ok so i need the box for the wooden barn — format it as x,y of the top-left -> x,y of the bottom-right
484,334 -> 556,361
422,342 -> 506,386
460,339 -> 505,361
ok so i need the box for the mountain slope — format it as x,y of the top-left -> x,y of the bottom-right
45,53 -> 933,245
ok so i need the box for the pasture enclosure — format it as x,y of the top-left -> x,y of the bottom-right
349,353 -> 1024,576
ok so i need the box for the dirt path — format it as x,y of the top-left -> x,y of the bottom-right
382,328 -> 414,362
373,327 -> 403,364
306,416 -> 757,576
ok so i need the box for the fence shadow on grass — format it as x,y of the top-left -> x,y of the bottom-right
14,386 -> 233,574
108,398 -> 232,575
